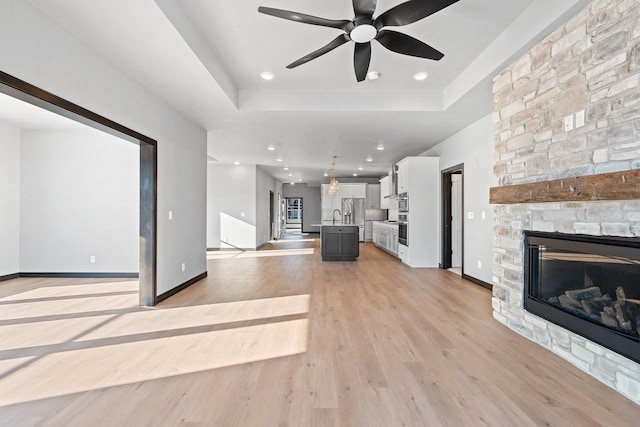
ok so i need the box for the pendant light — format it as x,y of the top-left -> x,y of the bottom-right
328,155 -> 339,196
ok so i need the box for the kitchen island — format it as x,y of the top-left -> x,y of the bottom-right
318,225 -> 359,261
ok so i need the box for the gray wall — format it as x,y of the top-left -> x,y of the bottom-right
1,0 -> 208,295
283,184 -> 321,233
207,163 -> 256,249
422,114 -> 494,284
19,129 -> 138,273
0,123 -> 20,276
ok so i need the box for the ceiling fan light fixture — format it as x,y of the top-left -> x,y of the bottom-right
350,24 -> 377,43
260,71 -> 274,80
367,71 -> 380,80
413,72 -> 429,81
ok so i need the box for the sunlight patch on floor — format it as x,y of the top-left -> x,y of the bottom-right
0,318 -> 308,406
207,248 -> 314,259
0,294 -> 311,351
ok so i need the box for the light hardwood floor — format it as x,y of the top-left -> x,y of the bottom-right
0,238 -> 639,426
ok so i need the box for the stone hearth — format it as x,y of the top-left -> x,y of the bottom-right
491,0 -> 640,404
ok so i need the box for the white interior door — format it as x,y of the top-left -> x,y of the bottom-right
451,174 -> 462,268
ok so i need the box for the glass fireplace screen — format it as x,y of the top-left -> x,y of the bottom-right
527,233 -> 640,341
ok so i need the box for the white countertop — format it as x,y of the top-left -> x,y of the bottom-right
372,221 -> 399,227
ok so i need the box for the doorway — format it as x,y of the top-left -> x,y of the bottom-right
0,71 -> 158,306
441,164 -> 464,275
284,197 -> 303,234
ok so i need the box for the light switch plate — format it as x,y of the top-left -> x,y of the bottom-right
468,212 -> 474,220
564,115 -> 574,132
481,211 -> 486,220
168,210 -> 173,220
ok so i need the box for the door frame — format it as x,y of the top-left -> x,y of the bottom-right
0,70 -> 158,306
441,164 -> 464,272
284,197 -> 303,231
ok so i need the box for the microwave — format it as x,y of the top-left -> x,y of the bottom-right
398,193 -> 408,212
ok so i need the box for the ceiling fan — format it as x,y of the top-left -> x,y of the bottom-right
258,0 -> 460,82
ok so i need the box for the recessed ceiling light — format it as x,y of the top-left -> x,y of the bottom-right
276,157 -> 283,162
267,145 -> 276,151
413,72 -> 429,81
288,173 -> 293,177
353,173 -> 359,177
298,178 -> 302,182
366,156 -> 373,162
324,172 -> 329,177
367,71 -> 380,80
377,144 -> 384,151
283,167 -> 289,170
233,161 -> 240,165
290,182 -> 295,185
260,71 -> 274,80
358,166 -> 364,171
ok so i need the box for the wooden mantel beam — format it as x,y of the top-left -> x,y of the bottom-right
489,169 -> 640,204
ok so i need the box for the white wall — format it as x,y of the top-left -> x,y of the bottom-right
207,164 -> 256,249
255,166 -> 282,247
19,129 -> 138,272
0,0 -> 207,294
422,114 -> 494,284
0,123 -> 20,277
282,184 -> 321,233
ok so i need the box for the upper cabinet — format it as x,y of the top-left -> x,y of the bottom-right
379,175 -> 391,209
366,183 -> 380,209
396,160 -> 409,194
339,183 -> 366,199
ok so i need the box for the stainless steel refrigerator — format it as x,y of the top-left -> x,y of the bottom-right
342,198 -> 365,242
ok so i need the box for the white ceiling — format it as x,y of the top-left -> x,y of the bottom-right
0,92 -> 85,130
19,0 -> 591,184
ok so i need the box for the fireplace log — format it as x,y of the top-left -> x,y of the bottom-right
565,287 -> 602,301
559,295 -> 582,310
613,301 -> 633,331
600,310 -> 619,328
581,295 -> 613,314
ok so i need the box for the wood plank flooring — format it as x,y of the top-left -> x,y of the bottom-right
0,238 -> 638,426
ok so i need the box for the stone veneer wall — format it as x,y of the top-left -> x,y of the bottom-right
491,0 -> 640,404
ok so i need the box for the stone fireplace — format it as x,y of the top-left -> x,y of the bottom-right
491,0 -> 640,404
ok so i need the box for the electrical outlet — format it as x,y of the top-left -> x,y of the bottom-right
240,212 -> 246,217
90,256 -> 96,264
181,262 -> 186,272
477,260 -> 482,269
564,115 -> 574,132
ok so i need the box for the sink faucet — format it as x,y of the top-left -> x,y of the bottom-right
332,209 -> 341,224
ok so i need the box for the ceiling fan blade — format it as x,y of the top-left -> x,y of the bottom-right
354,42 -> 371,82
374,0 -> 459,29
353,0 -> 377,18
258,6 -> 352,30
287,34 -> 350,69
376,30 -> 444,60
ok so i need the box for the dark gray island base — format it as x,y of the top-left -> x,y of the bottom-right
320,225 -> 360,261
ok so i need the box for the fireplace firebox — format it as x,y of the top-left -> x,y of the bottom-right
524,231 -> 640,364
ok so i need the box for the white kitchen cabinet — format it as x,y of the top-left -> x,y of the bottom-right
396,160 -> 409,194
366,184 -> 380,209
339,183 -> 366,199
372,221 -> 398,256
379,176 -> 391,209
394,157 -> 439,268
